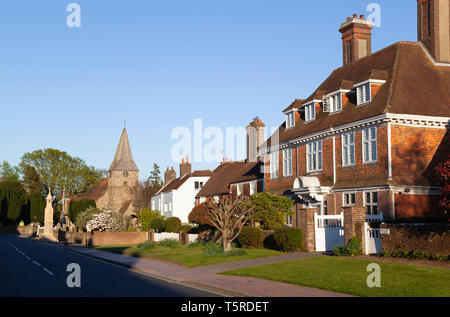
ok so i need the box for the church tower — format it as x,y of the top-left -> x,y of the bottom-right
106,127 -> 141,214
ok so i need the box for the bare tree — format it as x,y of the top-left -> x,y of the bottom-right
206,197 -> 254,252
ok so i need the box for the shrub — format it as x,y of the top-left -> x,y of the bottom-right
333,237 -> 362,256
165,217 -> 182,233
29,193 -> 45,224
249,192 -> 294,230
138,208 -> 164,231
380,250 -> 449,262
137,241 -> 156,250
188,241 -> 203,248
75,207 -> 101,231
86,211 -> 126,232
158,239 -> 180,248
237,227 -> 263,249
127,227 -> 137,232
150,217 -> 166,232
202,242 -> 246,257
273,227 -> 303,252
69,199 -> 96,223
181,224 -> 193,232
188,203 -> 213,226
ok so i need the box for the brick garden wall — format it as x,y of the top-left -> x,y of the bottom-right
380,223 -> 450,255
89,231 -> 149,246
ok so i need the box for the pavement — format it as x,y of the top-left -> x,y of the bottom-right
0,234 -> 219,297
65,244 -> 352,297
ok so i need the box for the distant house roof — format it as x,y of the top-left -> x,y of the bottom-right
262,41 -> 450,149
196,161 -> 263,198
109,128 -> 139,172
72,178 -> 108,202
155,170 -> 214,195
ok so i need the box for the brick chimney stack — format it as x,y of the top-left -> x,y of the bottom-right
179,157 -> 192,177
164,167 -> 176,185
339,14 -> 374,66
246,117 -> 266,163
418,0 -> 450,64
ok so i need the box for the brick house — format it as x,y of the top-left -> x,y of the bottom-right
258,1 -> 450,224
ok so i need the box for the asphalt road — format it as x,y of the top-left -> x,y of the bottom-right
0,235 -> 219,297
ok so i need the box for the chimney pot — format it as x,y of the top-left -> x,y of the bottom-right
353,14 -> 357,18
360,14 -> 365,19
339,14 -> 374,66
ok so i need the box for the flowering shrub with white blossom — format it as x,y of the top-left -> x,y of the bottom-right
86,211 -> 126,232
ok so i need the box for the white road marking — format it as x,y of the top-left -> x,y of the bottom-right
32,260 -> 41,267
43,268 -> 54,276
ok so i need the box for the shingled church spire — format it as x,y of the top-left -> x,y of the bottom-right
109,128 -> 139,172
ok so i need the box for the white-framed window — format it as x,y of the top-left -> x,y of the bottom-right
270,151 -> 279,179
286,112 -> 295,129
365,191 -> 379,215
213,195 -> 219,203
199,197 -> 206,204
250,181 -> 257,195
164,202 -> 168,212
194,181 -> 204,190
306,140 -> 323,173
286,215 -> 293,227
342,131 -> 355,166
357,83 -> 371,105
237,184 -> 243,196
343,192 -> 356,206
362,127 -> 377,163
168,202 -> 172,211
282,148 -> 293,177
329,93 -> 342,113
304,103 -> 315,121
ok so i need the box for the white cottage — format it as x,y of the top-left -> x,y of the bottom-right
151,158 -> 213,224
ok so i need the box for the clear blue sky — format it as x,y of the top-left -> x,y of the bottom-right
0,0 -> 417,180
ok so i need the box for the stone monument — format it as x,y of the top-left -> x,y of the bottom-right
44,189 -> 55,241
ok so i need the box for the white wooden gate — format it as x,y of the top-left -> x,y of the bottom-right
314,213 -> 344,252
364,222 -> 383,254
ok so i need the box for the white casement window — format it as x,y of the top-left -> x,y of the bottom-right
307,140 -> 323,173
250,181 -> 257,195
286,112 -> 295,129
365,191 -> 379,215
329,93 -> 342,113
357,83 -> 371,105
270,151 -> 279,179
168,202 -> 172,211
304,103 -> 315,121
342,132 -> 355,166
285,215 -> 293,227
343,192 -> 356,206
164,202 -> 168,212
236,184 -> 243,196
362,127 -> 377,163
213,195 -> 219,203
282,148 -> 293,177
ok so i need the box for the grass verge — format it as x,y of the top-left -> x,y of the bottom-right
220,256 -> 450,297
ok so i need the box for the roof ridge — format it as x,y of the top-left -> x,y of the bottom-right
384,42 -> 403,113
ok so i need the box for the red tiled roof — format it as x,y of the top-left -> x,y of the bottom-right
196,161 -> 262,197
72,179 -> 108,202
263,42 -> 450,148
157,170 -> 214,194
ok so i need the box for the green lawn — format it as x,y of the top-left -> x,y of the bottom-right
221,257 -> 450,297
92,245 -> 283,268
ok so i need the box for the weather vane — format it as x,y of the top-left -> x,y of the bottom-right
123,116 -> 126,129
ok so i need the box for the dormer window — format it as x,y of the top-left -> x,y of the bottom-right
356,83 -> 371,105
323,92 -> 344,113
304,103 -> 316,122
286,111 -> 295,129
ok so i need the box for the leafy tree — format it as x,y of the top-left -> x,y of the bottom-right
150,217 -> 166,232
188,203 -> 214,226
436,153 -> 450,214
206,197 -> 254,252
147,163 -> 163,187
86,211 -> 126,232
138,208 -> 164,231
249,192 -> 293,230
29,193 -> 45,224
0,180 -> 27,224
19,148 -> 103,199
22,165 -> 44,195
0,161 -> 20,181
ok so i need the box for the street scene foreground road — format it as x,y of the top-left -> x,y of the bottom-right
0,235 -> 218,297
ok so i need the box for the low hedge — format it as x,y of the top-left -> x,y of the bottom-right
273,227 -> 303,252
238,227 -> 263,249
333,237 -> 362,256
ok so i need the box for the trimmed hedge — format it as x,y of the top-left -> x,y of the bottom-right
165,217 -> 182,233
238,227 -> 263,249
69,199 -> 96,223
273,227 -> 303,252
29,193 -> 45,224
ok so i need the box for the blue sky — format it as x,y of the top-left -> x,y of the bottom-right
0,0 -> 417,180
